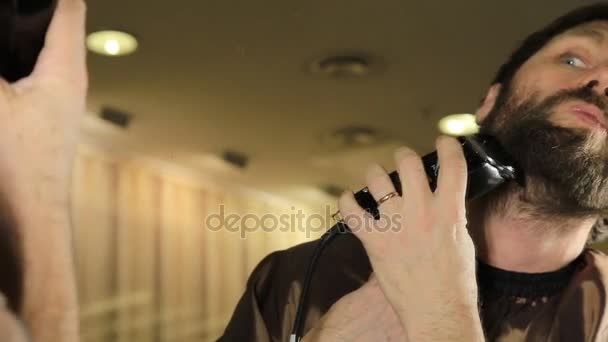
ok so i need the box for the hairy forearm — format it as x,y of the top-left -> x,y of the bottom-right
10,184 -> 78,342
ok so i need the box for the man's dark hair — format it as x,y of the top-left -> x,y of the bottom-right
490,3 -> 608,244
493,3 -> 608,87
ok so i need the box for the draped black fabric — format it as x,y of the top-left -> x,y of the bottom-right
219,233 -> 608,341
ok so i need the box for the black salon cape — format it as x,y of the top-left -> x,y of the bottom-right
218,233 -> 608,341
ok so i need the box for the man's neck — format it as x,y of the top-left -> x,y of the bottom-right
467,187 -> 597,273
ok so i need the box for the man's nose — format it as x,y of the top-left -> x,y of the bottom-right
584,65 -> 608,96
585,80 -> 608,96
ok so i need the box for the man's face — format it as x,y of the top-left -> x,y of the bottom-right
479,21 -> 608,218
510,21 -> 608,133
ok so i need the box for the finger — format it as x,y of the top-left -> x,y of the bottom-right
365,164 -> 399,209
338,190 -> 373,237
435,135 -> 468,211
31,0 -> 87,91
394,146 -> 432,204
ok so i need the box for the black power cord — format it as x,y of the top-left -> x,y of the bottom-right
290,221 -> 348,342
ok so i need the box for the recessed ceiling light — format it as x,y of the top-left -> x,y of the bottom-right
317,56 -> 370,77
86,30 -> 138,56
438,113 -> 479,136
308,53 -> 385,78
326,126 -> 381,148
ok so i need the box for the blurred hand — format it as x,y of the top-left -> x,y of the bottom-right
302,275 -> 407,342
0,0 -> 87,209
0,0 -> 87,341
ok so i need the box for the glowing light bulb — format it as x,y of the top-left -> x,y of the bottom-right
438,114 -> 479,136
104,39 -> 121,55
446,120 -> 466,135
87,31 -> 138,57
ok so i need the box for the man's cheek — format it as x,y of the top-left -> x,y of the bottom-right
510,69 -> 554,105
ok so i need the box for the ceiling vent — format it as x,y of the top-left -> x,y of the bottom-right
99,107 -> 132,129
320,184 -> 346,198
322,125 -> 388,149
222,150 -> 249,169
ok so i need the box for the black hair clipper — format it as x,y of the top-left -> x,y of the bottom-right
0,0 -> 57,82
341,133 -> 524,220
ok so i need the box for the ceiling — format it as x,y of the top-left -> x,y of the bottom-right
83,0 -> 595,202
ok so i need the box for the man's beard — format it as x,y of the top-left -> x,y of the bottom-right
478,82 -> 608,220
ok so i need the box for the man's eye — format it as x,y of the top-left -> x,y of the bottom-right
562,55 -> 587,68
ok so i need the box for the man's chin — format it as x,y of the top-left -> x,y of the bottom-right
495,123 -> 608,215
584,134 -> 608,156
479,84 -> 608,216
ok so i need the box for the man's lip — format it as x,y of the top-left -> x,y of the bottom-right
569,104 -> 607,129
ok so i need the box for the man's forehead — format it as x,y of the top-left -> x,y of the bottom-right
558,20 -> 608,43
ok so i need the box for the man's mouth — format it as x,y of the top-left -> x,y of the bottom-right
568,103 -> 608,131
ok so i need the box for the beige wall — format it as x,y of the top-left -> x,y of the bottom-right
71,146 -> 329,341
70,145 -> 608,342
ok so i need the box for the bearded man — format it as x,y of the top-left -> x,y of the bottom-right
220,3 -> 608,341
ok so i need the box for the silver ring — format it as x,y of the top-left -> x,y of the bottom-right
377,191 -> 399,205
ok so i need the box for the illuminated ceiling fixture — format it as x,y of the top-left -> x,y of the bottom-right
316,56 -> 370,77
308,53 -> 385,79
438,113 -> 479,136
86,30 -> 138,56
326,125 -> 381,148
